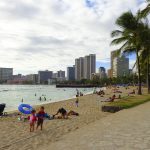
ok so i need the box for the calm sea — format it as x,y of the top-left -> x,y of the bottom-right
0,85 -> 94,111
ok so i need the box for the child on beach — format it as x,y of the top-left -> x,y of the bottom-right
36,106 -> 46,131
29,109 -> 36,132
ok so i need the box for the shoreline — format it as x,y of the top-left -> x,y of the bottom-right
6,90 -> 94,113
0,85 -> 95,113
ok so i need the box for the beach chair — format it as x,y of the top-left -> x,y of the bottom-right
0,103 -> 6,116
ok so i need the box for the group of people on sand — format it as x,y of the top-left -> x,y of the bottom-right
29,106 -> 46,132
29,106 -> 79,132
96,90 -> 105,97
101,87 -> 136,102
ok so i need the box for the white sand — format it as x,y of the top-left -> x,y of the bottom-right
0,86 -> 137,150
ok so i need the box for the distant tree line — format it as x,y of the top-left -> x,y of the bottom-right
61,74 -> 146,87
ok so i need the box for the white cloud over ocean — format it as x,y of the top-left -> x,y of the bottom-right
0,0 -> 145,74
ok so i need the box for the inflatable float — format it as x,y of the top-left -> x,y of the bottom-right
18,104 -> 33,114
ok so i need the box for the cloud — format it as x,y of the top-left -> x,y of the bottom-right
0,0 -> 144,74
0,0 -> 39,19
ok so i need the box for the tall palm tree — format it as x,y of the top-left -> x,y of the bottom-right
139,0 -> 150,94
111,11 -> 145,95
139,25 -> 150,94
140,0 -> 150,18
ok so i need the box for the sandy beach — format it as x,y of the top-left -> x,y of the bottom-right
0,86 -> 140,150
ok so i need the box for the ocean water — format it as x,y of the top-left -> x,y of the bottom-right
0,85 -> 94,111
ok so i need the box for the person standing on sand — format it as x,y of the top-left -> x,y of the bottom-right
29,110 -> 37,132
39,97 -> 42,101
36,106 -> 46,131
44,97 -> 46,101
75,97 -> 79,107
21,98 -> 23,103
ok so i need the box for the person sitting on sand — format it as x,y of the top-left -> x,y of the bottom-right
53,107 -> 79,119
36,106 -> 46,131
29,109 -> 37,132
111,94 -> 116,102
80,92 -> 83,96
118,94 -> 121,99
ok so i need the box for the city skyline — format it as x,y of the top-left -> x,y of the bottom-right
0,0 -> 144,74
0,53 -> 136,76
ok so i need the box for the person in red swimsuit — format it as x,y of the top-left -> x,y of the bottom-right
29,109 -> 37,132
36,106 -> 46,131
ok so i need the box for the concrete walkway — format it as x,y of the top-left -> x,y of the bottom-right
42,102 -> 150,150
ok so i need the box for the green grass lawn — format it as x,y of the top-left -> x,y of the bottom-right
105,94 -> 150,109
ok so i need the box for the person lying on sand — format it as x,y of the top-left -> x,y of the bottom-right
129,90 -> 135,95
114,90 -> 122,93
53,107 -> 79,119
101,95 -> 116,102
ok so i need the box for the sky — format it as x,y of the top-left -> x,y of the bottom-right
0,0 -> 148,75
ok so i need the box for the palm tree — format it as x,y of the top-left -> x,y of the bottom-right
139,0 -> 150,94
111,11 -> 145,95
139,25 -> 150,93
140,0 -> 150,18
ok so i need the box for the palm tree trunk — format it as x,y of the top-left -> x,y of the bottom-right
147,49 -> 150,94
136,49 -> 142,95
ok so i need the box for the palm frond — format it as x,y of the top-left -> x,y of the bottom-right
111,30 -> 123,38
116,11 -> 137,30
110,36 -> 128,46
140,1 -> 150,18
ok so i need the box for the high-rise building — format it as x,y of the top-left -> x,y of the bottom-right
52,73 -> 58,78
75,58 -> 80,80
107,69 -> 113,78
75,54 -> 96,80
84,54 -> 96,79
113,56 -> 129,77
67,66 -> 75,81
38,70 -> 53,84
110,50 -> 118,77
57,70 -> 65,78
0,68 -> 13,82
26,74 -> 38,84
99,67 -> 106,79
84,55 -> 90,79
111,50 -> 117,70
79,57 -> 84,79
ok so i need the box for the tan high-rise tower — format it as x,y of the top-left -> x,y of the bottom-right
84,54 -> 96,80
75,54 -> 96,80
